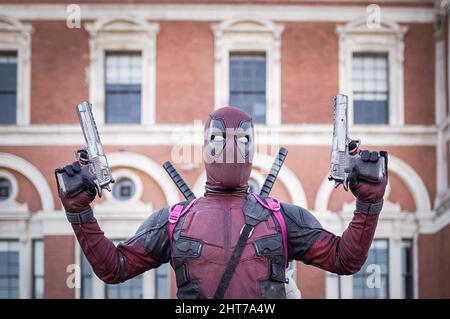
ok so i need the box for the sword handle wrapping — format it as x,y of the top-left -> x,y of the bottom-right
163,161 -> 197,201
259,147 -> 288,197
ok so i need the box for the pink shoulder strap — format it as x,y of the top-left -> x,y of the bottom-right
253,194 -> 288,268
168,199 -> 198,256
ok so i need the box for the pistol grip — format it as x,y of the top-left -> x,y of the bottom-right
350,155 -> 385,184
55,164 -> 98,199
55,170 -> 85,198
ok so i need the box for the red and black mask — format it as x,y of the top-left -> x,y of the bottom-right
204,106 -> 254,193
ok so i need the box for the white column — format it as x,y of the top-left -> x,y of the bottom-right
18,229 -> 31,299
448,12 -> 450,117
143,269 -> 155,299
92,274 -> 105,299
436,130 -> 448,203
435,31 -> 448,200
340,275 -> 353,299
74,240 -> 81,299
413,232 -> 420,299
436,40 -> 446,126
389,233 -> 402,299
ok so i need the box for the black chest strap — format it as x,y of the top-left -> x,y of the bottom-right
213,194 -> 281,299
213,223 -> 254,299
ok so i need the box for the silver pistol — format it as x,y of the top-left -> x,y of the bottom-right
55,102 -> 114,198
76,101 -> 114,197
328,94 -> 385,190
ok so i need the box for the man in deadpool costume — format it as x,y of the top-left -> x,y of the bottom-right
56,106 -> 387,299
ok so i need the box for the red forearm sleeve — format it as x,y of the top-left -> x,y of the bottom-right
73,218 -> 160,283
302,211 -> 379,275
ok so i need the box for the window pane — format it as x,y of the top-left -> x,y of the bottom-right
105,276 -> 143,299
33,241 -> 44,276
401,240 -> 414,299
34,278 -> 44,300
81,252 -> 92,299
0,240 -> 19,299
0,52 -> 17,124
326,272 -> 341,299
112,178 -> 136,201
105,52 -> 142,124
354,101 -> 388,124
352,53 -> 389,125
0,178 -> 12,201
105,240 -> 144,299
352,239 -> 389,299
33,240 -> 44,299
229,53 -> 266,124
155,263 -> 169,299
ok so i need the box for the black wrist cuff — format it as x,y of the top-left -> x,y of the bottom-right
356,199 -> 384,215
66,207 -> 94,224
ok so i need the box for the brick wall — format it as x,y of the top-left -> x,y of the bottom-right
156,21 -> 214,123
44,235 -> 76,299
404,23 -> 435,125
29,21 -> 90,124
418,224 -> 450,298
281,22 -> 339,124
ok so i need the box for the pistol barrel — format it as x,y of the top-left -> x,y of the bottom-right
329,94 -> 349,187
76,101 -> 114,195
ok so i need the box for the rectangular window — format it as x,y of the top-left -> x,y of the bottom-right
229,53 -> 266,124
0,53 -> 17,125
155,263 -> 169,299
0,240 -> 19,298
105,275 -> 143,299
326,272 -> 341,299
32,240 -> 44,299
352,239 -> 389,299
80,252 -> 92,299
105,52 -> 142,124
104,240 -> 143,299
447,141 -> 450,189
81,241 -> 145,299
401,239 -> 414,299
352,53 -> 389,124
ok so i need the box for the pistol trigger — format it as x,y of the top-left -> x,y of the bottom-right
94,181 -> 102,198
76,149 -> 90,165
348,139 -> 360,155
343,175 -> 349,191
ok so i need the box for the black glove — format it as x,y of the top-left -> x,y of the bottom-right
55,161 -> 96,213
349,150 -> 388,214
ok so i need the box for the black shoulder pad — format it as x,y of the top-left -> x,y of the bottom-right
136,206 -> 171,234
243,194 -> 271,226
136,200 -> 191,234
280,203 -> 322,229
123,205 -> 173,246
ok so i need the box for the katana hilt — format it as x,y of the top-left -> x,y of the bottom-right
163,161 -> 196,201
259,147 -> 288,197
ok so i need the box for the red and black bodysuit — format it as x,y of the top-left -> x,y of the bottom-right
57,106 -> 387,299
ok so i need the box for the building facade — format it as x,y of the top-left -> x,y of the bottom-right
0,0 -> 449,299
